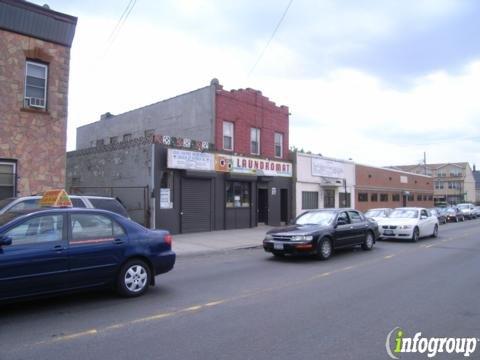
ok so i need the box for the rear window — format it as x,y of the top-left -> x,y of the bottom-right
88,198 -> 129,217
70,198 -> 86,208
0,198 -> 15,210
8,199 -> 39,212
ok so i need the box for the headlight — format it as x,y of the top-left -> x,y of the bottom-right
264,234 -> 274,241
400,225 -> 413,229
291,235 -> 313,241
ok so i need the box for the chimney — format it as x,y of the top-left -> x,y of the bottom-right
100,112 -> 113,120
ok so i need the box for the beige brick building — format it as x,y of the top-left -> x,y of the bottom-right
0,0 -> 76,199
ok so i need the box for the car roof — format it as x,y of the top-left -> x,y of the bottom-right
393,207 -> 425,210
366,208 -> 391,211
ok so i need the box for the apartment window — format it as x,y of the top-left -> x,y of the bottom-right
370,193 -> 378,202
0,162 -> 16,200
123,133 -> 132,142
223,121 -> 234,151
110,136 -> 118,144
24,61 -> 48,109
274,132 -> 283,158
250,128 -> 260,155
392,194 -> 400,202
302,191 -> 318,210
380,194 -> 389,202
358,193 -> 368,202
435,181 -> 444,190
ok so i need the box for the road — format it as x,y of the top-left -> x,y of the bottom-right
1,220 -> 480,360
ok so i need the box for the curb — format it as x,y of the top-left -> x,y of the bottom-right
175,244 -> 263,258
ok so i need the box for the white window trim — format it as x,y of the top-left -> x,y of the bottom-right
274,132 -> 283,158
250,128 -> 260,155
0,161 -> 16,196
24,61 -> 48,109
223,121 -> 234,151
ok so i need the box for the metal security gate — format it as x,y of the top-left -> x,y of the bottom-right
181,178 -> 211,233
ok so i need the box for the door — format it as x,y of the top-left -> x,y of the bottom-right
333,211 -> 356,247
67,213 -> 128,289
181,178 -> 211,233
0,214 -> 68,300
418,209 -> 430,236
258,188 -> 268,224
324,189 -> 335,208
280,189 -> 288,224
348,210 -> 368,244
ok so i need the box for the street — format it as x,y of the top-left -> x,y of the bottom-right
1,220 -> 480,360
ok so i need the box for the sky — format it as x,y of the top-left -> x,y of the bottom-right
33,0 -> 480,167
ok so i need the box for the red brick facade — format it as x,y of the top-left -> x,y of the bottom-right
355,165 -> 434,212
0,29 -> 71,196
215,87 -> 289,159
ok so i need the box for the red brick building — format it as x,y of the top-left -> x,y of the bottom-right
0,0 -> 76,199
355,164 -> 434,212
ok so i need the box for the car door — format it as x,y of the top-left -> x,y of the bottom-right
0,213 -> 68,300
66,212 -> 128,289
418,209 -> 430,237
333,211 -> 356,247
347,210 -> 368,244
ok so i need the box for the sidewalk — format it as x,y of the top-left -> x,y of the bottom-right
172,225 -> 273,256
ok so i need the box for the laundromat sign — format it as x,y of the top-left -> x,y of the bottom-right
168,149 -> 292,177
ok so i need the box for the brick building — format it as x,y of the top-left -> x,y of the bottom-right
69,80 -> 292,233
0,0 -> 76,199
355,164 -> 434,212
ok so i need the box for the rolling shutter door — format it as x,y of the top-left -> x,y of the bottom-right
181,178 -> 211,233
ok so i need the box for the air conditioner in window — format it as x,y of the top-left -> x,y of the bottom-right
25,97 -> 45,109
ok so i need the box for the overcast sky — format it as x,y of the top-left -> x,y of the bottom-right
34,0 -> 480,168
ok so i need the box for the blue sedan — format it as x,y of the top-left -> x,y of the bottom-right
0,208 -> 175,302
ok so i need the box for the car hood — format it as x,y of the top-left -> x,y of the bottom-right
267,224 -> 329,235
376,218 -> 419,226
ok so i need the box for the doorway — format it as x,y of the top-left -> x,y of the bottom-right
258,188 -> 268,224
324,189 -> 335,208
280,189 -> 288,224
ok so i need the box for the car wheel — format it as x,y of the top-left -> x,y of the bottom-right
461,216 -> 465,222
117,259 -> 151,297
432,224 -> 438,238
361,232 -> 374,251
411,227 -> 419,242
455,216 -> 459,223
316,238 -> 332,260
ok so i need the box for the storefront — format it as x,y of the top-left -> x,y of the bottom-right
153,145 -> 293,234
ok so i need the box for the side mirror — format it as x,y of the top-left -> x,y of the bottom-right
0,235 -> 12,246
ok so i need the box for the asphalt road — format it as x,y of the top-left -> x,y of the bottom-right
1,220 -> 480,360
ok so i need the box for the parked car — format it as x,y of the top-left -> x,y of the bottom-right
0,195 -> 129,218
457,203 -> 477,219
444,207 -> 465,222
376,207 -> 439,242
473,206 -> 480,218
263,209 -> 379,260
430,208 -> 447,225
364,208 -> 393,222
0,208 -> 175,303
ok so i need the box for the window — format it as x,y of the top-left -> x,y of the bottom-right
337,212 -> 350,224
24,61 -> 48,109
417,194 -> 423,201
435,181 -> 444,190
145,129 -> 154,138
70,198 -> 86,208
223,121 -> 234,151
226,182 -> 250,208
88,198 -> 129,217
8,199 -> 38,212
70,214 -> 124,242
110,136 -> 118,144
5,215 -> 63,245
123,133 -> 132,142
380,194 -> 389,202
250,128 -> 260,155
348,211 -> 363,223
0,162 -> 16,200
448,181 -> 460,190
358,193 -> 368,202
302,191 -> 319,210
392,194 -> 400,202
96,139 -> 105,147
408,194 -> 414,201
428,195 -> 433,201
339,192 -> 351,207
274,132 -> 283,158
371,193 -> 378,202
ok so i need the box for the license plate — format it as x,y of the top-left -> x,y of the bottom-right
384,230 -> 394,235
274,242 -> 284,250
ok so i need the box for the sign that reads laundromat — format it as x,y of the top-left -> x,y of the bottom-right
311,158 -> 345,178
167,149 -> 214,171
230,155 -> 292,177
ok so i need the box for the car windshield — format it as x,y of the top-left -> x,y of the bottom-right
0,212 -> 21,227
296,211 -> 336,226
365,210 -> 385,217
389,209 -> 419,218
0,198 -> 15,210
457,204 -> 468,209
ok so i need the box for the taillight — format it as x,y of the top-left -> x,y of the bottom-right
164,234 -> 173,246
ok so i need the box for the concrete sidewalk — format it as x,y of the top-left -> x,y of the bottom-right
172,225 -> 273,256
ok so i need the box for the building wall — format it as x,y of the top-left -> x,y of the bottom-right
355,165 -> 434,212
0,29 -> 71,196
76,85 -> 216,149
215,87 -> 289,159
294,153 -> 355,216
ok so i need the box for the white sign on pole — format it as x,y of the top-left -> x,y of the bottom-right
311,158 -> 345,178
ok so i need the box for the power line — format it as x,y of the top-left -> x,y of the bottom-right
102,0 -> 138,58
247,0 -> 294,77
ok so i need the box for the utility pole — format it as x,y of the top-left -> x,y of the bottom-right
424,152 -> 427,175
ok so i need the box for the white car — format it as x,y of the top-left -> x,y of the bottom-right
377,207 -> 439,242
456,203 -> 477,219
364,208 -> 393,222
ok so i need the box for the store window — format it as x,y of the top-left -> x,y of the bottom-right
380,194 -> 389,202
0,161 -> 16,200
302,191 -> 318,210
160,171 -> 174,208
371,193 -> 378,202
358,193 -> 368,202
339,192 -> 351,207
226,182 -> 250,208
392,194 -> 400,202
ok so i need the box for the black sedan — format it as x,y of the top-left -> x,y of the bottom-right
0,208 -> 175,303
263,209 -> 379,260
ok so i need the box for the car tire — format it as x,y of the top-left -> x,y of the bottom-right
432,225 -> 438,238
411,227 -> 420,242
461,216 -> 465,222
455,217 -> 459,223
316,238 -> 332,260
117,259 -> 151,297
361,232 -> 374,251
